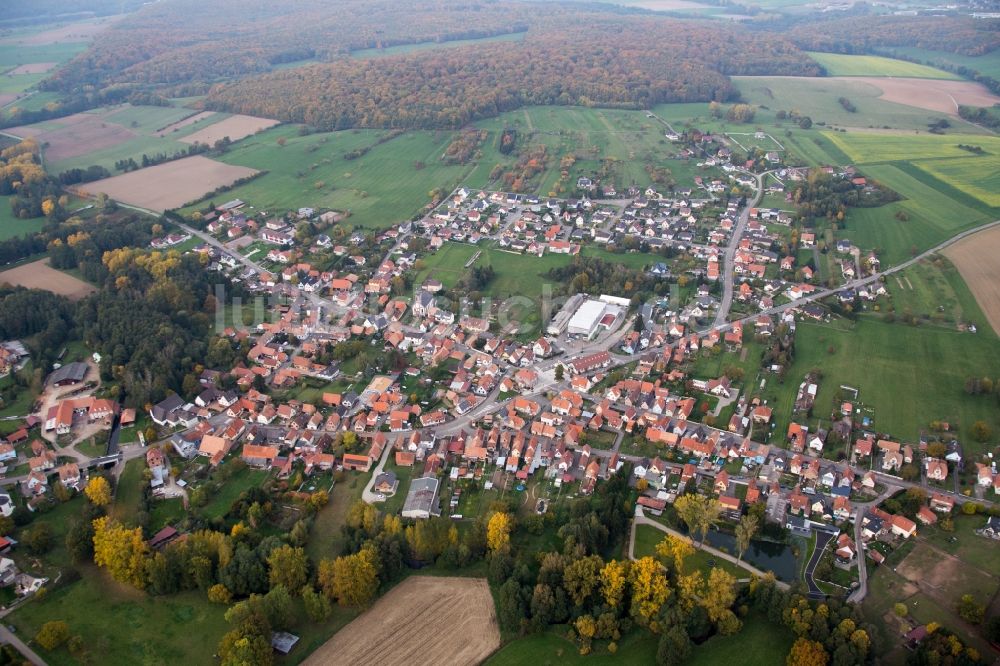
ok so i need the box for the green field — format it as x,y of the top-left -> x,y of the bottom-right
200,467 -> 270,520
104,105 -> 206,135
761,320 -> 1000,449
732,77 -> 984,133
885,255 -> 991,332
111,458 -> 147,526
876,47 -> 1000,80
8,568 -> 230,666
0,197 -> 47,240
352,31 -> 526,59
824,131 -> 1000,164
191,125 -> 471,229
484,628 -> 657,666
914,156 -> 1000,207
808,52 -> 960,79
689,612 -> 794,666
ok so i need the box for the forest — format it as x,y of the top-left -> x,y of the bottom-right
203,18 -> 818,130
788,15 -> 1000,57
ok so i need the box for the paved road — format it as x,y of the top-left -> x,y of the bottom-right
360,437 -> 395,503
803,529 -> 834,599
0,605 -> 46,666
631,507 -> 791,589
713,172 -> 763,328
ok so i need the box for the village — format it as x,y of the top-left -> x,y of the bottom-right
1,161 -> 997,624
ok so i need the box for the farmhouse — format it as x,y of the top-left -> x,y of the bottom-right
47,362 -> 88,387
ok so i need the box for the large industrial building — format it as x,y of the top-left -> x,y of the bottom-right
546,293 -> 586,336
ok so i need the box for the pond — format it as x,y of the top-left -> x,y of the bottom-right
676,524 -> 801,582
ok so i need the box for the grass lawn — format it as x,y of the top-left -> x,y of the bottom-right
884,255 -> 990,333
11,495 -> 86,575
111,457 -> 146,527
200,466 -> 270,520
149,497 -> 186,531
413,242 -> 481,289
917,514 -> 1000,576
762,319 -> 1000,452
0,198 -> 46,241
807,52 -> 960,79
8,567 -> 229,666
689,612 -> 794,665
484,627 -> 657,666
305,474 -> 366,562
632,524 -> 751,579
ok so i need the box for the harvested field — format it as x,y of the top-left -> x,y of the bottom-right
0,94 -> 17,107
944,223 -> 1000,336
6,63 -> 59,75
179,114 -> 279,145
302,576 -> 500,666
155,111 -> 217,137
843,77 -> 1000,115
77,155 -> 259,212
7,112 -> 135,162
0,259 -> 95,300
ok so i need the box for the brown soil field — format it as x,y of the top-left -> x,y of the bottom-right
835,77 -> 1000,115
944,224 -> 1000,336
179,114 -> 280,145
0,94 -> 17,107
8,112 -> 135,162
155,111 -> 217,137
0,259 -> 95,300
620,0 -> 712,8
302,577 -> 500,666
7,63 -> 58,75
76,155 -> 259,212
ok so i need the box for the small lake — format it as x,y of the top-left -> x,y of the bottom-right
677,525 -> 801,581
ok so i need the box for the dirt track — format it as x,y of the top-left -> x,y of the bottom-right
302,577 -> 500,666
944,225 -> 1000,336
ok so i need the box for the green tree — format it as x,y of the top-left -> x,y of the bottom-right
735,514 -> 759,564
302,585 -> 333,622
970,420 -> 992,442
674,494 -> 722,548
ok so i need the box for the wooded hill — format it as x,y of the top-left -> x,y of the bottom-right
788,15 -> 1000,57
202,17 -> 819,130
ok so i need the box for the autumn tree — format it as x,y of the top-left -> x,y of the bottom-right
600,559 -> 628,609
735,514 -> 759,564
674,494 -> 722,548
787,637 -> 828,666
208,583 -> 233,604
267,545 -> 308,593
655,534 -> 695,574
319,546 -> 379,607
92,517 -> 149,588
35,620 -> 71,652
563,555 -> 603,607
84,476 -> 111,507
487,512 -> 512,554
703,568 -> 740,635
628,556 -> 670,623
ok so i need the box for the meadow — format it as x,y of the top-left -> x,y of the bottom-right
883,254 -> 990,334
876,47 -> 1000,80
485,629 -> 657,666
198,125 -> 471,229
807,52 -> 959,79
731,77 -> 984,133
762,320 -> 1000,450
915,156 -> 1000,207
0,198 -> 47,240
824,131 -> 1000,164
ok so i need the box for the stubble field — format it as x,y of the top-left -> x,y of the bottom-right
77,155 -> 259,212
178,113 -> 280,145
944,224 -> 1000,336
0,259 -> 95,299
302,576 -> 501,666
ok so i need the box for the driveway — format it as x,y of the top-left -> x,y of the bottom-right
804,530 -> 834,599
